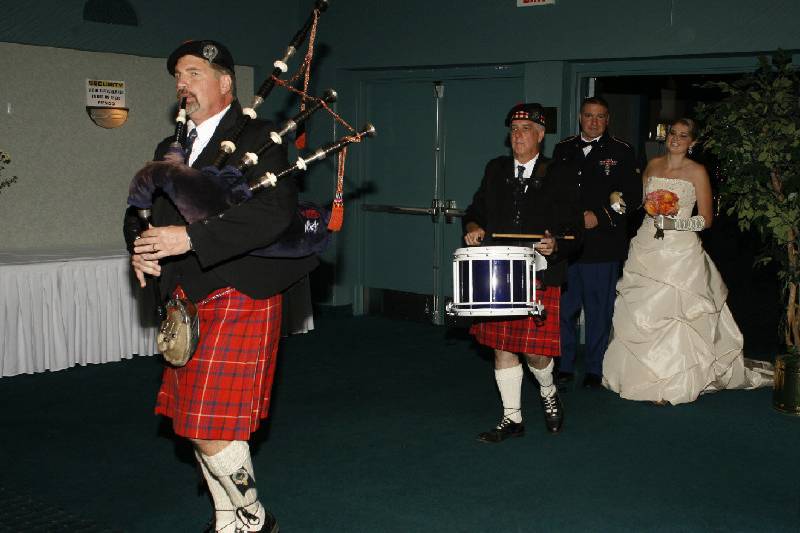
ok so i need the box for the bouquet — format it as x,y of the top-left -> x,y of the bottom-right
644,189 -> 679,239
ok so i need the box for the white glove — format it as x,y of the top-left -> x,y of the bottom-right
654,215 -> 706,232
609,191 -> 626,214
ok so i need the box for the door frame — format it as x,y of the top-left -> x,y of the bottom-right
562,54 -> 781,137
336,64 -> 524,316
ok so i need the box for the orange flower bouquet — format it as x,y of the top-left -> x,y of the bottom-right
644,189 -> 679,239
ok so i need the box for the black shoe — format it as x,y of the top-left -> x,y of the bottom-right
261,510 -> 279,533
557,371 -> 574,385
540,392 -> 564,433
477,417 -> 525,443
582,373 -> 603,388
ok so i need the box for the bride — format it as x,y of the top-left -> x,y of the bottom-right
602,118 -> 771,405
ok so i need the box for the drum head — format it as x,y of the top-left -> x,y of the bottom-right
452,245 -> 534,260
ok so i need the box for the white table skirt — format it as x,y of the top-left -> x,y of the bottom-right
0,248 -> 158,377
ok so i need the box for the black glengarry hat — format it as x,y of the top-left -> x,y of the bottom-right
167,40 -> 235,75
505,102 -> 545,127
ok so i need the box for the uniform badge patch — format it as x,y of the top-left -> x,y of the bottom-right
599,158 -> 617,176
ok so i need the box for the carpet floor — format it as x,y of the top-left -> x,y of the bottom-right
0,315 -> 797,532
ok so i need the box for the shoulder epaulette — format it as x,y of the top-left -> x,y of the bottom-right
556,135 -> 579,145
611,136 -> 633,149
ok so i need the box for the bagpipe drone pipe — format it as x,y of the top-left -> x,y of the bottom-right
211,0 -> 330,168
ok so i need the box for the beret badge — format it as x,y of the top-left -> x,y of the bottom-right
202,43 -> 218,63
167,39 -> 234,75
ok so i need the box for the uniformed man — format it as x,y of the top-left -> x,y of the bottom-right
553,96 -> 640,389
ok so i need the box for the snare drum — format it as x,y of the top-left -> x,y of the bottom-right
446,246 -> 547,317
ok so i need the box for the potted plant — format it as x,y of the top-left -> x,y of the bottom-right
0,150 -> 17,194
696,50 -> 800,414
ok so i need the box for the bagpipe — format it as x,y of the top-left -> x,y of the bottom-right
128,121 -> 375,257
127,0 -> 375,258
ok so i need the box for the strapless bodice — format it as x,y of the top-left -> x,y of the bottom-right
646,176 -> 696,219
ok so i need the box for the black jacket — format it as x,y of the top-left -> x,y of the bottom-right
462,155 -> 582,287
123,101 -> 318,301
551,133 -> 640,263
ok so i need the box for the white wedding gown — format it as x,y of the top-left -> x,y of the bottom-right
602,177 -> 771,404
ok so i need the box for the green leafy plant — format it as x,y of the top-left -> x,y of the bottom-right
696,50 -> 800,350
0,150 -> 18,194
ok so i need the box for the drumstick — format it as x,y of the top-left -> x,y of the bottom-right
492,233 -> 576,240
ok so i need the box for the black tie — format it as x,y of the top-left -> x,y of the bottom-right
578,139 -> 598,149
517,165 -> 526,182
185,128 -> 198,163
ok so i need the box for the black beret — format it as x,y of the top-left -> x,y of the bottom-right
505,103 -> 546,127
167,40 -> 235,76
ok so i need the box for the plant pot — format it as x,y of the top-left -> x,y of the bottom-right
773,353 -> 800,415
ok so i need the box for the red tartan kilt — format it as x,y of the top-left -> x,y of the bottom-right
155,287 -> 282,441
469,285 -> 560,356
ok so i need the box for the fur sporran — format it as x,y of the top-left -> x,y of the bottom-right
157,298 -> 199,366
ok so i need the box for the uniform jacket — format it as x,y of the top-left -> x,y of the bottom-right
462,155 -> 583,287
551,133 -> 639,263
123,100 -> 318,302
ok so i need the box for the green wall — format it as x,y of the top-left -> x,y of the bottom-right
0,1 -> 295,66
0,43 -> 254,250
305,0 -> 798,67
4,1 -> 797,99
3,0 -> 797,98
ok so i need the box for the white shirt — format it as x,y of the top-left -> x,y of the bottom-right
514,153 -> 540,181
514,154 -> 540,194
186,104 -> 232,166
581,134 -> 602,156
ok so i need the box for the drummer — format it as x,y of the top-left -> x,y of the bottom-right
463,102 -> 582,442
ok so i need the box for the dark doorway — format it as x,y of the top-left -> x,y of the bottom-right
592,73 -> 780,357
594,73 -> 740,168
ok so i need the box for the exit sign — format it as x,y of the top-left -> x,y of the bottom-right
517,0 -> 555,6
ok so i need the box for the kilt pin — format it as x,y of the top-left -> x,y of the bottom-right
156,287 -> 282,441
470,284 -> 561,356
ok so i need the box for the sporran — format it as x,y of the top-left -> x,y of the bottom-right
157,298 -> 199,366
